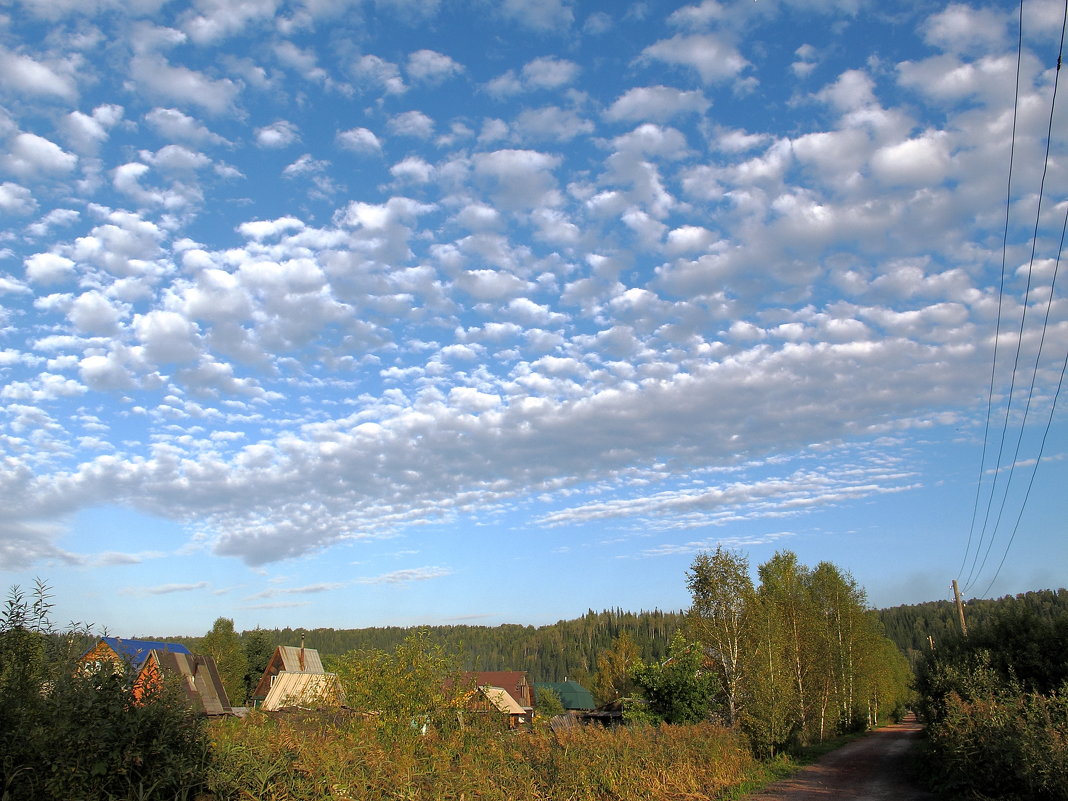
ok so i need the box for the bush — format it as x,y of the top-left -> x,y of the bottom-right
1,582 -> 211,801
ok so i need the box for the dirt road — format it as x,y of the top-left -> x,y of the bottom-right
742,716 -> 934,801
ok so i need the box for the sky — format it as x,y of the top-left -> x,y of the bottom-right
1,0 -> 1066,638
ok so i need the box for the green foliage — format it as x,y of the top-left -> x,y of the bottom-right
685,547 -> 754,726
334,628 -> 473,734
1,581 -> 211,801
535,685 -> 565,718
913,598 -> 1068,800
590,631 -> 640,705
630,632 -> 717,725
160,608 -> 684,684
241,627 -> 274,700
199,617 -> 248,706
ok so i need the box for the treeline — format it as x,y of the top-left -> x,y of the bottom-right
876,587 -> 1068,665
156,608 -> 685,684
912,593 -> 1068,800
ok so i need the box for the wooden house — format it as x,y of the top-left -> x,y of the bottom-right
134,650 -> 233,716
468,685 -> 528,728
251,643 -> 326,703
81,637 -> 232,716
461,670 -> 533,710
260,671 -> 345,711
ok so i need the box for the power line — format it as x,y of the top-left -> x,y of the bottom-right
959,0 -> 1025,586
965,0 -> 1068,595
981,202 -> 1068,598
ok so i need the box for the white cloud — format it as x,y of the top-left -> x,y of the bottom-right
69,290 -> 125,335
406,49 -> 462,84
605,86 -> 710,123
25,252 -> 76,284
521,56 -> 579,90
145,107 -> 228,145
0,182 -> 37,215
182,0 -> 281,43
871,131 -> 950,186
0,47 -> 77,99
390,156 -> 434,183
255,120 -> 300,148
499,0 -> 573,31
61,105 -> 124,154
134,309 -> 203,364
352,54 -> 406,94
2,133 -> 78,178
337,126 -> 382,153
130,54 -> 240,114
923,3 -> 1007,53
473,149 -> 562,210
388,110 -> 434,138
642,34 -> 749,84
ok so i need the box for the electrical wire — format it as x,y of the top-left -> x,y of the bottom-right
968,6 -> 1068,592
981,202 -> 1068,598
965,0 -> 1068,595
959,0 -> 1025,585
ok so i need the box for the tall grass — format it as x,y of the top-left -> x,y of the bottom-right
204,712 -> 758,800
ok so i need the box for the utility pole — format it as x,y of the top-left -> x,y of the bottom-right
952,580 -> 968,637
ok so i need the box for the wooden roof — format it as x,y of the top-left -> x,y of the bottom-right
148,650 -> 233,716
261,671 -> 344,711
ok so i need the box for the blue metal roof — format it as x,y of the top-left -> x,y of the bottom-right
97,637 -> 192,668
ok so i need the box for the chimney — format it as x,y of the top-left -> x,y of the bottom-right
299,632 -> 305,672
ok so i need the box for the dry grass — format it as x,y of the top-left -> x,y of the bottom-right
203,711 -> 759,801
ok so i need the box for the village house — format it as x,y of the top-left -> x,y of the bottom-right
80,637 -> 233,716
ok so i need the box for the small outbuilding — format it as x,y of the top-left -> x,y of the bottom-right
251,642 -> 327,705
260,671 -> 345,711
135,650 -> 233,716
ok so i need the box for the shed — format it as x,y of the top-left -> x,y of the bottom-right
535,680 -> 596,712
475,685 -> 528,728
252,644 -> 325,702
260,671 -> 345,711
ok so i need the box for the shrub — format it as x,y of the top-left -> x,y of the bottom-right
1,582 -> 212,801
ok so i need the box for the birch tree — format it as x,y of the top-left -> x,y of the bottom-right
685,547 -> 754,726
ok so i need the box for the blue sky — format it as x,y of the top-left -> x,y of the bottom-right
1,0 -> 1066,637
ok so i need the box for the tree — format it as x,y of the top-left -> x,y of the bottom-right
242,627 -> 275,700
685,547 -> 754,726
758,551 -> 818,743
200,617 -> 248,706
591,631 -> 640,705
535,685 -> 565,718
334,628 -> 471,733
630,632 -> 716,725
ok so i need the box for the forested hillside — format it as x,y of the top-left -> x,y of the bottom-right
156,608 -> 684,683
876,588 -> 1068,664
152,588 -> 1066,685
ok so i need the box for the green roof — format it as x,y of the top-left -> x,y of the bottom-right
535,680 -> 595,710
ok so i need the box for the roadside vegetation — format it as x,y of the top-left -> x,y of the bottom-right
913,597 -> 1068,800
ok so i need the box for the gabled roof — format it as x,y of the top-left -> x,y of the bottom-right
535,680 -> 596,711
275,645 -> 324,673
463,671 -> 532,707
89,637 -> 192,669
148,651 -> 232,716
261,671 -> 344,711
479,685 -> 525,715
